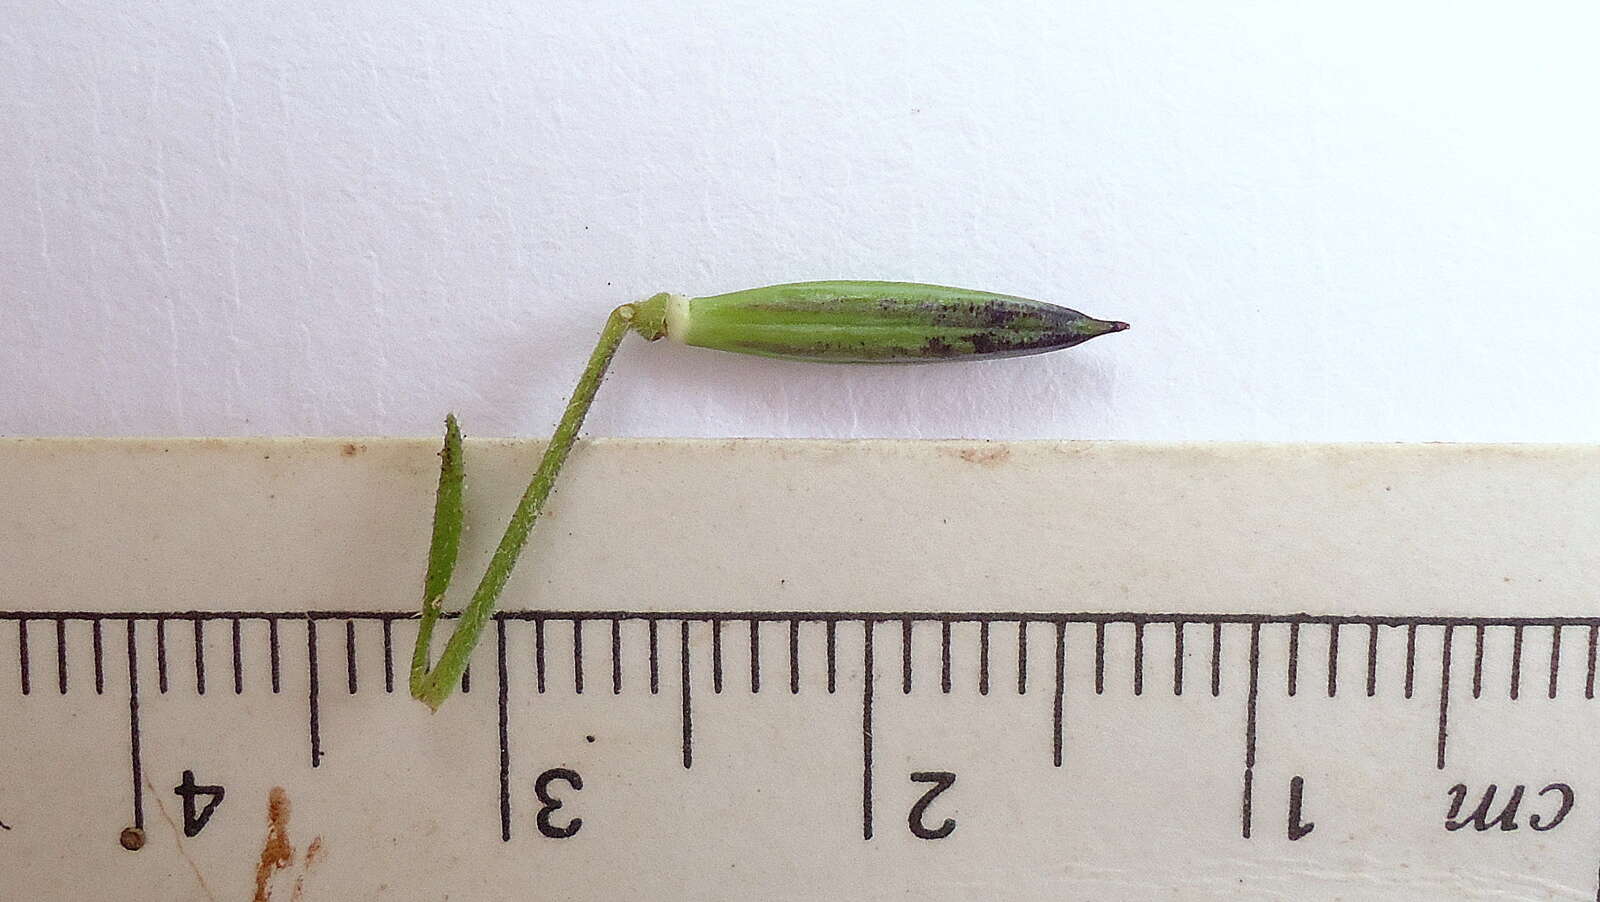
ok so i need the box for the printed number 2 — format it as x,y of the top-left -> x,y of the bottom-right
535,768 -> 583,839
908,771 -> 957,840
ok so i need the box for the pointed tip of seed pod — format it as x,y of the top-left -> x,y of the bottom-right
1079,317 -> 1129,340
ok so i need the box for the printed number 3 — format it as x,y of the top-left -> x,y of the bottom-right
536,768 -> 583,839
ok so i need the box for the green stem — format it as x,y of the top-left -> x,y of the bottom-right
411,304 -> 638,710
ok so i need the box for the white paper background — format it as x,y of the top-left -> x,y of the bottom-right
3,2 -> 1597,441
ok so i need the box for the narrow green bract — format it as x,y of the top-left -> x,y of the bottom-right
412,281 -> 1126,711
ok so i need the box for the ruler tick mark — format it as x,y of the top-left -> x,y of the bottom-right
268,618 -> 282,694
1094,622 -> 1105,696
680,621 -> 693,769
1473,625 -> 1486,699
155,619 -> 168,694
863,619 -> 875,841
55,618 -> 67,695
647,619 -> 658,695
611,618 -> 622,696
711,619 -> 723,694
1511,625 -> 1524,701
1326,622 -> 1340,698
1211,622 -> 1222,698
1549,625 -> 1562,700
535,617 -> 547,695
789,619 -> 800,695
345,620 -> 358,695
1366,623 -> 1379,697
902,619 -> 913,695
382,618 -> 394,694
571,618 -> 583,695
1242,623 -> 1260,840
826,620 -> 837,695
979,622 -> 991,696
1053,621 -> 1065,767
193,619 -> 205,696
92,619 -> 104,695
1587,625 -> 1597,700
1173,621 -> 1185,696
497,619 -> 511,843
125,620 -> 144,834
232,618 -> 243,695
749,620 -> 760,694
1404,624 -> 1417,699
940,621 -> 951,694
1287,622 -> 1300,697
17,620 -> 29,695
1129,621 -> 1141,697
1018,620 -> 1030,696
307,618 -> 321,768
1437,624 -> 1453,770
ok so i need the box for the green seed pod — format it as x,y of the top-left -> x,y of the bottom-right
627,280 -> 1126,363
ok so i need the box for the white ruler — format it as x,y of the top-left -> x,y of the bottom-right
1,438 -> 1597,900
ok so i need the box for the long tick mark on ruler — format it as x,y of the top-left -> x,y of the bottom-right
1241,623 -> 1261,840
1437,624 -> 1454,770
680,621 -> 692,770
126,620 -> 145,838
306,618 -> 320,768
1053,621 -> 1066,767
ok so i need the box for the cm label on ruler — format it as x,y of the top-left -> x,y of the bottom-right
1,440 -> 1597,900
